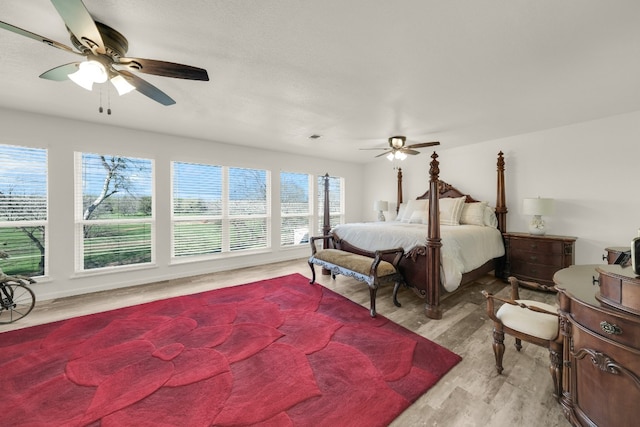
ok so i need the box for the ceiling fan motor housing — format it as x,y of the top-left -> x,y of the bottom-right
389,136 -> 406,149
69,21 -> 128,59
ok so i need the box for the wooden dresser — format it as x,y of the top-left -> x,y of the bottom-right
502,232 -> 576,289
554,265 -> 640,427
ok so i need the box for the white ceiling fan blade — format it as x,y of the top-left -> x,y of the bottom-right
51,0 -> 105,54
39,62 -> 80,81
0,20 -> 80,55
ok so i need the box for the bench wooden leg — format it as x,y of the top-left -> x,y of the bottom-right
308,260 -> 316,284
392,281 -> 402,307
369,287 -> 377,317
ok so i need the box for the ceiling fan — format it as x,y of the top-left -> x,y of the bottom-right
362,136 -> 440,160
0,0 -> 209,106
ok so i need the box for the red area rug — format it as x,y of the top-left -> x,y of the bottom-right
0,273 -> 461,426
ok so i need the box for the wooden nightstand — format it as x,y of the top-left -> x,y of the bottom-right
502,232 -> 576,290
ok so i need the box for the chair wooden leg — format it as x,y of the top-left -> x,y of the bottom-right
514,337 -> 522,352
492,327 -> 505,374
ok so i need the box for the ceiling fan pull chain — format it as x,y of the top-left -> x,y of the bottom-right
107,85 -> 112,115
99,87 -> 103,113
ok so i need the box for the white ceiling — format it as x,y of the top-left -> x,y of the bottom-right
1,1 -> 639,163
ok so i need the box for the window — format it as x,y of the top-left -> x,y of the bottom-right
172,162 -> 222,257
0,144 -> 47,277
229,167 -> 269,251
171,162 -> 270,259
280,172 -> 312,246
317,174 -> 344,233
75,153 -> 154,272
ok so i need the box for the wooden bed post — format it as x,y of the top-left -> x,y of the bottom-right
396,167 -> 403,214
425,152 -> 443,319
495,151 -> 507,233
322,173 -> 331,275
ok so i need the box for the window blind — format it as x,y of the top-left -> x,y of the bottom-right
280,171 -> 312,246
0,144 -> 48,277
172,162 -> 223,257
76,152 -> 153,271
171,163 -> 270,258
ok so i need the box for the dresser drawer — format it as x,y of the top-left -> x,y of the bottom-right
569,297 -> 640,349
510,250 -> 564,267
509,237 -> 567,255
597,270 -> 640,315
510,260 -> 560,282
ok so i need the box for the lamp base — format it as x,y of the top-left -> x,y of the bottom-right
377,211 -> 386,222
528,215 -> 546,235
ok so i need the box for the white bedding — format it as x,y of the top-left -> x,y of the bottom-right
331,222 -> 505,292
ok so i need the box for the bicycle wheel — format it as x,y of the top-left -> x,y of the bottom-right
0,283 -> 35,323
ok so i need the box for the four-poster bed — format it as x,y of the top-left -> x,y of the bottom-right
322,151 -> 507,319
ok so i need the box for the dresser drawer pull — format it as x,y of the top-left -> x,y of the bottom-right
529,255 -> 538,261
600,321 -> 622,335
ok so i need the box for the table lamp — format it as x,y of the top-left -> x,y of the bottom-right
373,200 -> 388,221
522,197 -> 554,235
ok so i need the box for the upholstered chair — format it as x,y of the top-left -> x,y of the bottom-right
482,277 -> 563,400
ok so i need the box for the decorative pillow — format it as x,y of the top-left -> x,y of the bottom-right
400,199 -> 429,223
409,209 -> 429,224
460,202 -> 487,226
483,206 -> 499,228
439,196 -> 466,226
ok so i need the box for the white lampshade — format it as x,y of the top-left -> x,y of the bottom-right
110,74 -> 136,95
522,198 -> 555,216
68,60 -> 108,91
373,200 -> 389,212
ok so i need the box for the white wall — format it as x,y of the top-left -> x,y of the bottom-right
0,108 -> 365,301
363,110 -> 640,265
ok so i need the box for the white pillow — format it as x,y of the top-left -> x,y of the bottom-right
460,202 -> 487,226
439,196 -> 466,226
409,209 -> 429,224
483,206 -> 499,228
395,203 -> 407,222
400,199 -> 429,223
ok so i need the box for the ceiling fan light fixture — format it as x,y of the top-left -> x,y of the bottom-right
110,74 -> 136,95
390,137 -> 404,149
395,151 -> 407,160
68,60 -> 107,91
386,152 -> 395,161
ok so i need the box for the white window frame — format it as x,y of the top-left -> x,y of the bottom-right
74,152 -> 155,274
280,171 -> 313,247
171,162 -> 271,261
0,143 -> 48,278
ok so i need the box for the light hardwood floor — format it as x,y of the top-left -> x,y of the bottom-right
1,259 -> 570,427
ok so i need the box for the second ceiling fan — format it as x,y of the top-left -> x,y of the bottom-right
363,136 -> 440,160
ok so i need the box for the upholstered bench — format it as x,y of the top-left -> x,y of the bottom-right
308,235 -> 405,317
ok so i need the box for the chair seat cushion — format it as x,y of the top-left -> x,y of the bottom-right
496,300 -> 558,340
